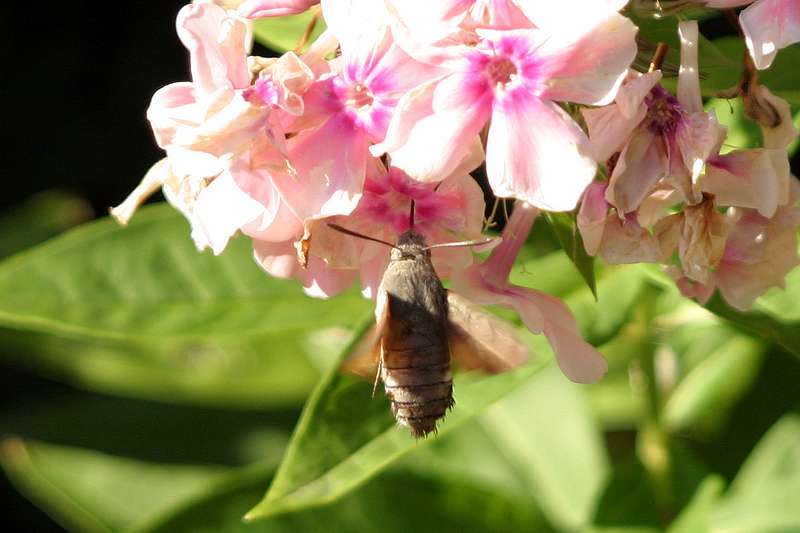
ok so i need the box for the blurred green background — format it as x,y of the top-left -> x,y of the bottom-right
2,3 -> 800,532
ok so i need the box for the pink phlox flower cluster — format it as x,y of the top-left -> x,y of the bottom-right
114,1 -> 799,384
577,20 -> 800,311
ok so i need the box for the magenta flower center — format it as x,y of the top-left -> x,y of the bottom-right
644,87 -> 682,135
486,57 -> 518,86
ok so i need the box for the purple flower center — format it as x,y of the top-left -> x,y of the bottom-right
644,86 -> 682,135
486,57 -> 518,86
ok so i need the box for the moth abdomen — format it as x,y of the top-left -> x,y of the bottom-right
382,347 -> 453,438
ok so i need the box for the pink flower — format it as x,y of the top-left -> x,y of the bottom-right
113,2 -> 315,256
267,6 -> 441,224
583,21 -> 726,215
374,13 -> 638,212
453,202 -> 608,383
237,0 -> 319,18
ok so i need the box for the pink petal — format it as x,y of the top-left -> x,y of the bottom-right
616,71 -> 663,119
757,85 -> 800,149
177,2 -> 249,95
537,13 -> 638,106
717,205 -> 800,309
598,215 -> 661,264
147,83 -> 199,148
238,0 -> 318,18
582,102 -> 647,162
455,268 -> 608,383
271,113 -> 366,221
605,129 -> 669,214
486,93 -> 595,211
740,0 -> 800,69
191,171 -> 267,255
577,181 -> 609,256
703,149 -> 790,217
677,21 -> 702,114
674,110 -> 727,186
374,73 -> 492,183
514,0 -> 628,36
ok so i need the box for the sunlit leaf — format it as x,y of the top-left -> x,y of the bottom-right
0,204 -> 372,407
477,365 -> 609,531
666,475 -> 725,533
663,331 -> 765,433
252,11 -> 325,53
544,212 -> 597,298
246,343 -> 550,520
729,414 -> 800,495
0,438 -> 226,533
136,464 -> 549,533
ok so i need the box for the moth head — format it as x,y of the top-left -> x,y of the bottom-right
393,230 -> 430,261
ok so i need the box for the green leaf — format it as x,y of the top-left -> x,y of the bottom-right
0,438 -> 227,533
252,11 -> 325,53
730,414 -> 800,496
711,477 -> 800,533
0,190 -> 92,258
246,335 -> 550,520
666,475 -> 725,533
0,204 -> 372,407
136,464 -> 549,533
705,97 -> 762,153
640,264 -> 800,362
544,212 -> 597,298
593,455 -> 660,529
703,293 -> 800,362
477,365 -> 609,531
663,331 -> 765,433
0,390 -> 294,467
703,37 -> 800,105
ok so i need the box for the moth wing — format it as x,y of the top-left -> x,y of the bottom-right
447,291 -> 530,373
340,287 -> 390,379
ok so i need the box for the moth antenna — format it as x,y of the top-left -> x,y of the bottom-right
409,200 -> 416,229
424,238 -> 495,250
326,223 -> 397,248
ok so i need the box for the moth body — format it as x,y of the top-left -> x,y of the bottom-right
378,230 -> 453,438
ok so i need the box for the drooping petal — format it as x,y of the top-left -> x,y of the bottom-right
740,0 -> 800,69
486,93 -> 595,211
110,159 -> 171,225
536,13 -> 638,106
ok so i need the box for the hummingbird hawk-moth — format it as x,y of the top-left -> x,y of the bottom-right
328,210 -> 529,438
